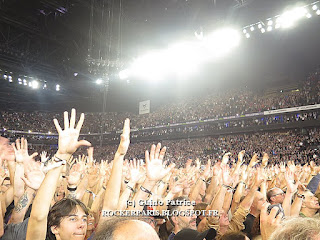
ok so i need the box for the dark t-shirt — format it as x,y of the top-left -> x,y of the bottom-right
242,213 -> 256,239
0,218 -> 29,240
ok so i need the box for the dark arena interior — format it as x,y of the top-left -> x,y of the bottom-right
0,0 -> 320,240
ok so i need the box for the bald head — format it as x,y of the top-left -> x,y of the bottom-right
94,218 -> 159,240
114,220 -> 159,240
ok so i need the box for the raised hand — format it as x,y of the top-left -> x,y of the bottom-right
128,159 -> 141,183
195,158 -> 201,171
222,152 -> 231,166
201,159 -> 211,180
145,143 -> 175,182
117,119 -> 130,156
212,162 -> 222,177
12,138 -> 38,164
261,152 -> 269,168
21,161 -> 45,191
221,164 -> 232,186
249,153 -> 259,168
67,163 -> 85,187
285,169 -> 298,194
237,150 -> 245,165
40,151 -> 49,164
260,203 -> 282,240
53,109 -> 91,158
279,162 -> 286,173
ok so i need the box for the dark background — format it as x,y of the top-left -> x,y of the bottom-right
0,0 -> 319,113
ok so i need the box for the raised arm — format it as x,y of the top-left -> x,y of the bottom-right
26,109 -> 91,240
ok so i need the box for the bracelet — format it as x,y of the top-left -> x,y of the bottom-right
53,155 -> 66,165
200,177 -> 206,183
140,186 -> 153,195
297,193 -> 305,200
222,184 -> 234,191
239,181 -> 246,187
159,180 -> 166,185
85,189 -> 97,200
126,185 -> 135,192
67,186 -> 77,192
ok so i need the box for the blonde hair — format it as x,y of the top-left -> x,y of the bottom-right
269,217 -> 320,240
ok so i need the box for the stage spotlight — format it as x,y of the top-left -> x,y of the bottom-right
250,26 -> 254,31
258,24 -> 262,29
119,69 -> 130,80
312,4 -> 318,10
96,78 -> 103,84
317,9 -> 320,15
245,33 -> 250,38
3,74 -> 7,79
56,84 -> 60,91
278,7 -> 307,28
43,84 -> 47,89
130,51 -> 167,81
306,13 -> 312,18
243,29 -> 247,33
166,42 -> 203,76
205,28 -> 241,57
31,80 -> 39,89
267,26 -> 273,31
261,28 -> 266,33
8,76 -> 12,81
267,20 -> 273,25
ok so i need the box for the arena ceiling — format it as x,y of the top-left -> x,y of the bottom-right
0,0 -> 319,112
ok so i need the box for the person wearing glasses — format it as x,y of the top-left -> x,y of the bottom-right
267,188 -> 285,205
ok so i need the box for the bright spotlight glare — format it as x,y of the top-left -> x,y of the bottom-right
131,51 -> 167,81
278,7 -> 307,28
250,26 -> 254,31
306,13 -> 312,18
56,84 -> 60,91
3,74 -> 7,79
261,28 -> 266,33
267,20 -> 273,25
317,9 -> 320,15
312,5 -> 318,10
275,23 -> 281,29
267,26 -> 273,31
243,29 -> 247,33
28,82 -> 32,87
119,69 -> 130,80
204,28 -> 241,57
245,33 -> 250,38
166,42 -> 203,76
258,24 -> 262,29
31,80 -> 39,89
96,79 -> 103,84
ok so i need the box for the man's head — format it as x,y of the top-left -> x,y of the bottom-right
301,190 -> 320,211
93,217 -> 159,240
267,188 -> 285,204
252,191 -> 266,212
47,198 -> 89,240
168,197 -> 197,233
269,217 -> 320,240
